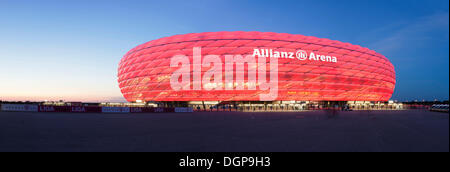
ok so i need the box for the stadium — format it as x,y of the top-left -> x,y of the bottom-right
118,31 -> 400,111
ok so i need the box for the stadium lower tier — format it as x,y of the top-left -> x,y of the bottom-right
151,101 -> 403,111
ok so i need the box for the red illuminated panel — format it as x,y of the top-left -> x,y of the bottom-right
118,31 -> 396,102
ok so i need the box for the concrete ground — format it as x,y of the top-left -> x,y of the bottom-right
0,110 -> 448,152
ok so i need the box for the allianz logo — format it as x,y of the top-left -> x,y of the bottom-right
252,49 -> 338,63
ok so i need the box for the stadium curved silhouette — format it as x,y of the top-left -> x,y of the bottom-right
118,31 -> 396,110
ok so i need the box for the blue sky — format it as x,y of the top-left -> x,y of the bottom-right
0,0 -> 448,102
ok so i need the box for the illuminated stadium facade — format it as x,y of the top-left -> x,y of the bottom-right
118,31 -> 397,110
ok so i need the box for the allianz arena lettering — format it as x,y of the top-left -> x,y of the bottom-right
118,31 -> 396,102
253,49 -> 338,63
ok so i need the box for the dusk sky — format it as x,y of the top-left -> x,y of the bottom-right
0,0 -> 448,102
